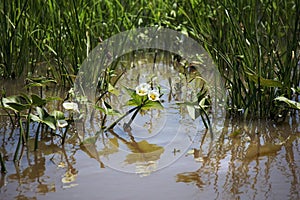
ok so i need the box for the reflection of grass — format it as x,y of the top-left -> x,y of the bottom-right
177,119 -> 300,197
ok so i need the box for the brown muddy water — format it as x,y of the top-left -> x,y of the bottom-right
0,55 -> 300,200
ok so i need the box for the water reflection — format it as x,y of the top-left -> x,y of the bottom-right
176,119 -> 300,199
0,55 -> 299,199
1,116 -> 299,199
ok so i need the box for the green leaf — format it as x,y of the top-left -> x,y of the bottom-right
94,105 -> 120,116
43,116 -> 56,130
36,107 -> 44,119
94,105 -> 106,113
126,99 -> 139,107
20,93 -> 31,104
124,86 -> 136,98
45,96 -> 63,101
274,96 -> 300,110
25,82 -> 44,88
108,83 -> 119,95
246,72 -> 282,87
31,94 -> 46,106
6,102 -> 29,112
29,114 -> 41,122
142,101 -> 164,110
51,110 -> 65,120
2,95 -> 30,112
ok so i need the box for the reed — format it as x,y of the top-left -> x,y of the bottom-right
1,0 -> 299,119
178,0 -> 300,119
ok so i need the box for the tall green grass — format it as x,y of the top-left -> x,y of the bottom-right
1,0 -> 299,119
177,0 -> 300,119
0,0 -> 170,83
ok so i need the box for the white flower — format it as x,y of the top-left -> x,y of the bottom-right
148,90 -> 160,101
63,102 -> 79,113
135,83 -> 151,96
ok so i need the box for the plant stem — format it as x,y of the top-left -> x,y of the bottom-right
13,116 -> 23,162
34,122 -> 41,151
105,106 -> 139,131
62,124 -> 70,145
124,105 -> 142,129
0,153 -> 6,173
25,107 -> 31,143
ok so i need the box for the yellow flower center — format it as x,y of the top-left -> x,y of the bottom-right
139,89 -> 146,94
150,94 -> 156,100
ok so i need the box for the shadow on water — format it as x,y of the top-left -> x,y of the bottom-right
0,53 -> 300,200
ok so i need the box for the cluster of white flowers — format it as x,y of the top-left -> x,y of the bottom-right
135,83 -> 160,101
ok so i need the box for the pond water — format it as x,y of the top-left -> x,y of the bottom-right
0,53 -> 300,200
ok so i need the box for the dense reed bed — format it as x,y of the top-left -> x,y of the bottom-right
1,0 -> 299,118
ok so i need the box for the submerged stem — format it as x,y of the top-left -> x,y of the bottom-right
0,153 -> 6,173
124,105 -> 142,130
13,116 -> 23,162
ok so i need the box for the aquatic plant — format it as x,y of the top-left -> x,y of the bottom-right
104,83 -> 163,131
1,0 -> 299,120
177,0 -> 300,119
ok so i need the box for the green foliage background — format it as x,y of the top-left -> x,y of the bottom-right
1,0 -> 299,119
